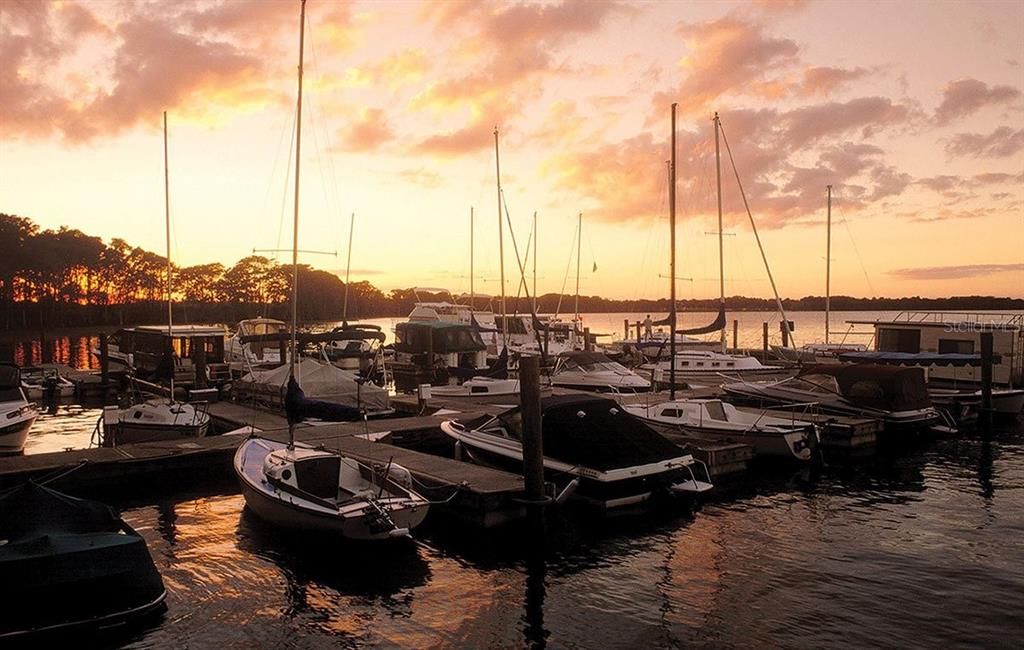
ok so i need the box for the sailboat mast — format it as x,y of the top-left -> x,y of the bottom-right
575,212 -> 581,325
826,184 -> 832,345
342,212 -> 354,325
714,112 -> 726,352
163,111 -> 174,401
532,210 -> 537,314
494,128 -> 507,347
289,0 -> 306,386
467,207 -> 473,307
669,103 -> 677,400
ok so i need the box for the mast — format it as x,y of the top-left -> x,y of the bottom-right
287,0 -> 306,448
163,111 -> 174,402
714,112 -> 726,352
669,103 -> 677,400
575,212 -> 581,325
494,127 -> 507,347
342,211 -> 354,325
825,185 -> 832,344
532,210 -> 537,314
469,206 -> 474,307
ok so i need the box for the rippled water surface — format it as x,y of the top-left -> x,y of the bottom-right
68,422 -> 1019,649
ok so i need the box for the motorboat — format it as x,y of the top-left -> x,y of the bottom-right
441,394 -> 712,511
639,349 -> 789,387
391,320 -> 491,392
321,323 -> 385,373
0,482 -> 166,639
550,351 -> 651,393
93,325 -> 230,386
225,318 -> 289,371
773,342 -> 868,363
0,364 -> 38,455
235,437 -> 429,540
99,399 -> 210,447
723,364 -> 948,432
622,398 -> 817,461
20,366 -> 75,400
929,387 -> 1024,420
429,376 -> 552,404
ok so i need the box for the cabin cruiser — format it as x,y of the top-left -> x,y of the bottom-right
723,364 -> 948,432
639,350 -> 789,387
20,365 -> 75,400
441,395 -> 712,510
551,351 -> 651,393
391,320 -> 492,392
928,387 -> 1024,420
622,399 -> 817,462
0,365 -> 38,454
93,325 -> 230,386
429,376 -> 553,404
100,399 -> 210,447
320,323 -> 385,373
225,318 -> 289,371
773,342 -> 868,363
0,482 -> 167,639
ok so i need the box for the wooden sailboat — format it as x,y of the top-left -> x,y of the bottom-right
234,0 -> 428,540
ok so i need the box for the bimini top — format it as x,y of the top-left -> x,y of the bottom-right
495,395 -> 685,471
797,364 -> 931,411
837,351 -> 1000,367
394,320 -> 486,353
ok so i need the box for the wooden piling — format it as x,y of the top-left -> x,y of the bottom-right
732,319 -> 738,351
981,332 -> 993,428
780,321 -> 790,347
762,322 -> 769,361
624,319 -> 629,340
583,327 -> 591,352
99,335 -> 109,385
278,336 -> 287,368
194,340 -> 208,389
519,355 -> 545,504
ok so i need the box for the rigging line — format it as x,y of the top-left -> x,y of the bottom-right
274,112 -> 299,264
553,218 -> 578,319
834,188 -> 877,295
261,100 -> 297,256
718,119 -> 796,347
499,188 -> 533,313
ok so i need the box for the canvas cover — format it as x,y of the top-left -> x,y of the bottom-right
0,364 -> 19,390
0,482 -> 121,543
798,364 -> 931,411
837,351 -> 998,367
239,358 -> 389,411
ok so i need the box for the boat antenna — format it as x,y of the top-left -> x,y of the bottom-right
825,184 -> 832,345
575,212 -> 582,327
669,103 -> 677,400
532,210 -> 537,314
287,0 -> 307,449
494,127 -> 507,349
718,118 -> 794,347
469,206 -> 474,307
342,211 -> 354,326
714,112 -> 726,353
163,111 -> 174,404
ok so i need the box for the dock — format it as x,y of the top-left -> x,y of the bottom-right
737,406 -> 882,449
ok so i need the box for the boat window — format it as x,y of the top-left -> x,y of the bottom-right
712,362 -> 720,367
726,362 -> 734,367
680,361 -> 689,367
660,408 -> 683,418
696,362 -> 704,367
938,339 -> 974,354
878,328 -> 920,353
0,386 -> 22,401
704,401 -> 727,421
470,385 -> 489,394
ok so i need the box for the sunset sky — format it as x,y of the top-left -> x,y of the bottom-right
2,0 -> 1022,300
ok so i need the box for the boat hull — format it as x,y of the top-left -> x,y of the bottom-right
643,420 -> 811,461
0,413 -> 36,454
104,421 -> 208,446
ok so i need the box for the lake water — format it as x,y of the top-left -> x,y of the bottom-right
4,311 -> 1024,647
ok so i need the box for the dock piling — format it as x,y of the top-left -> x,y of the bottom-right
981,332 -> 994,429
732,319 -> 738,351
194,340 -> 207,389
519,356 -> 545,504
99,335 -> 109,385
762,322 -> 769,361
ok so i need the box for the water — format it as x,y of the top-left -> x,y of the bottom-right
5,314 -> 1024,647
86,422 -> 1020,648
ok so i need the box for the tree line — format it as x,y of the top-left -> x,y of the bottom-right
2,213 -> 1020,331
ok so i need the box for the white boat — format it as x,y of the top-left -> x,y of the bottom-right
235,438 -> 429,540
19,366 -> 75,400
623,399 -> 816,461
0,365 -> 38,455
226,318 -> 289,370
101,400 -> 210,446
235,357 -> 390,415
441,394 -> 712,511
929,387 -> 1024,419
429,376 -> 552,403
551,351 -> 652,393
639,349 -> 788,386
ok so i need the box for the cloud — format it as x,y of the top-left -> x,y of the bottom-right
751,0 -> 811,13
413,124 -> 494,157
935,78 -> 1021,125
945,126 -> 1024,158
800,66 -> 870,96
887,263 -> 1024,280
780,97 -> 911,149
59,3 -> 110,37
397,168 -> 443,189
335,108 -> 394,152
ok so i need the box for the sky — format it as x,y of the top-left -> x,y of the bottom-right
1,0 -> 1022,300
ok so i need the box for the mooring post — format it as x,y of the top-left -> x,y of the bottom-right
732,319 -> 739,351
99,335 -> 109,385
278,335 -> 287,368
780,321 -> 790,347
635,322 -> 641,343
762,322 -> 769,362
194,340 -> 208,389
583,327 -> 591,352
624,319 -> 629,340
981,332 -> 993,429
519,355 -> 545,504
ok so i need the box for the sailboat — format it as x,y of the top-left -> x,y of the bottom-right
638,112 -> 783,387
100,112 -> 210,446
234,0 -> 428,540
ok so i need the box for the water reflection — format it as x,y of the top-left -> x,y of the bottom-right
9,334 -> 100,369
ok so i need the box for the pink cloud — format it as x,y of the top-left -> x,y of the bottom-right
935,78 -> 1021,125
800,66 -> 870,96
781,97 -> 911,149
336,109 -> 394,152
945,126 -> 1024,158
888,263 -> 1023,280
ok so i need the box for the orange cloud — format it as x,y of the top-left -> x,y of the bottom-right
888,263 -> 1023,280
935,78 -> 1021,125
335,108 -> 394,152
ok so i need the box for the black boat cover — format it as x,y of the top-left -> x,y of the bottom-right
450,347 -> 509,381
501,395 -> 684,471
285,375 -> 362,425
0,482 -> 121,542
798,364 -> 931,411
0,363 -> 20,389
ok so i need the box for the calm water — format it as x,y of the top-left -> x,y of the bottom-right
6,313 -> 1024,647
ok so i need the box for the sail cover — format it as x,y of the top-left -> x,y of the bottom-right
238,358 -> 389,412
676,305 -> 726,335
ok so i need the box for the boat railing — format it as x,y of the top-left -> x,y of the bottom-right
890,311 -> 1024,328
